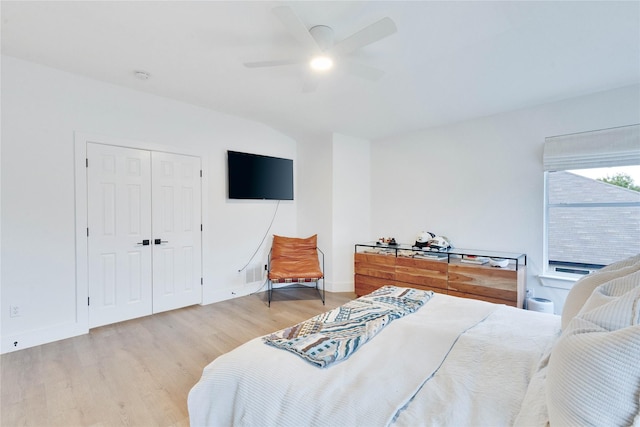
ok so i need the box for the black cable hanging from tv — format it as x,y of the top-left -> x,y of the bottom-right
238,200 -> 280,273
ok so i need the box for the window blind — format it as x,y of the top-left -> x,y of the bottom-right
543,124 -> 640,171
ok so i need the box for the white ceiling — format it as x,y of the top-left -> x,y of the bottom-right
2,1 -> 639,140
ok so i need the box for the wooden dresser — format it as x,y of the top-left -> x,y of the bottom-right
354,244 -> 526,308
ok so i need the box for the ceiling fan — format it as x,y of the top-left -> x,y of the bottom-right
244,6 -> 397,92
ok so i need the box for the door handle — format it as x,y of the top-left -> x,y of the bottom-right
154,239 -> 169,245
136,239 -> 150,246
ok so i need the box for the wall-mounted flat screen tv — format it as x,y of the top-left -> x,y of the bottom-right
227,150 -> 294,200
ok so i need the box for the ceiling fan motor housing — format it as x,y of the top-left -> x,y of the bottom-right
309,25 -> 334,51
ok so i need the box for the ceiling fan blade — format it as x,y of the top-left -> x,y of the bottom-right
243,59 -> 304,68
272,6 -> 321,54
343,61 -> 386,81
301,76 -> 319,93
332,17 -> 397,56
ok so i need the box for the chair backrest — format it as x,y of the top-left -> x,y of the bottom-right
271,234 -> 318,262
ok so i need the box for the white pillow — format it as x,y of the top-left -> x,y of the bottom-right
547,278 -> 640,426
598,253 -> 640,273
561,262 -> 640,331
577,269 -> 640,322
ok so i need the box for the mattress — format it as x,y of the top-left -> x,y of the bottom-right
188,292 -> 561,426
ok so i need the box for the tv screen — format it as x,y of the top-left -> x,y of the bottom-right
227,151 -> 294,200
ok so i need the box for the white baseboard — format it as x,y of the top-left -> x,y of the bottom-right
1,321 -> 88,354
2,280 -> 355,353
203,282 -> 267,305
201,280 -> 354,306
327,280 -> 354,293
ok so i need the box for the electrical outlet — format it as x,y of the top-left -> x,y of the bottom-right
9,305 -> 20,318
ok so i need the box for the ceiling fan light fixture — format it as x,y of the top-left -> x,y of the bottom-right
309,56 -> 333,72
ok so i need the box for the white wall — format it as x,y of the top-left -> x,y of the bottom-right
296,132 -> 371,293
371,84 -> 640,314
332,133 -> 371,291
1,56 -> 298,353
296,133 -> 334,291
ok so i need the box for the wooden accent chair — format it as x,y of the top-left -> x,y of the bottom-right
267,234 -> 325,307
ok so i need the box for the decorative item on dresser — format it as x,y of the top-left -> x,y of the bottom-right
354,243 -> 526,308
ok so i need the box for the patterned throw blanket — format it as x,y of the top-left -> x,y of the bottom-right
263,286 -> 434,368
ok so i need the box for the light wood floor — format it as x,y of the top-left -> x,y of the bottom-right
1,288 -> 355,427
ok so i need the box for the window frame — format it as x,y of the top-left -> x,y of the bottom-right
542,124 -> 640,281
544,171 -> 640,277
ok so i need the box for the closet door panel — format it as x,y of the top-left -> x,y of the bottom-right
87,143 -> 153,328
151,152 -> 202,313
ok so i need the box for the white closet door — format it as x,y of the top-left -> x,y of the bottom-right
87,143 -> 153,328
151,152 -> 202,313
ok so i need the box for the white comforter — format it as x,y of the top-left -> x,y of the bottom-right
188,294 -> 560,427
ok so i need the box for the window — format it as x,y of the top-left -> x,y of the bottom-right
543,125 -> 640,277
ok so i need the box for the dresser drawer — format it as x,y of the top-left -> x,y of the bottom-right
354,253 -> 396,280
448,290 -> 517,307
395,257 -> 448,291
448,263 -> 524,306
354,274 -> 400,296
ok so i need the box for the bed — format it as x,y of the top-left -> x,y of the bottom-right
188,255 -> 640,427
